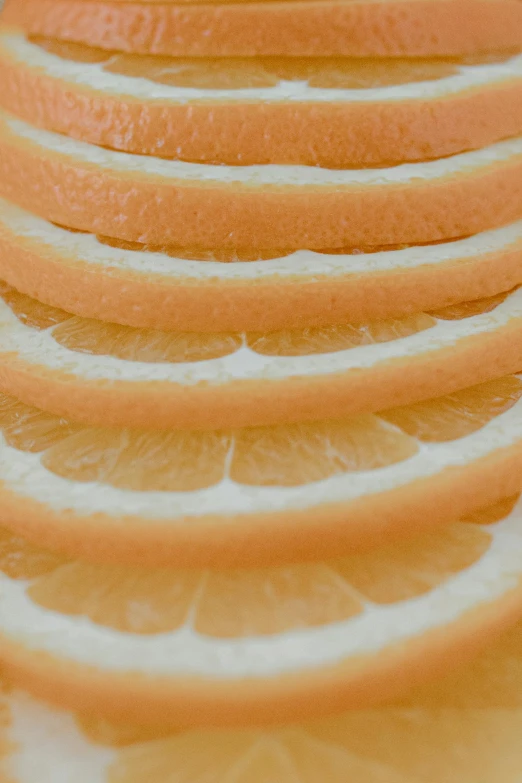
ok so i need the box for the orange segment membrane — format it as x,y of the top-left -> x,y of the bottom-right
53,319 -> 243,363
228,417 -> 417,487
96,235 -> 292,262
76,713 -> 177,749
247,316 -> 435,356
33,37 -> 511,90
0,517 -> 490,636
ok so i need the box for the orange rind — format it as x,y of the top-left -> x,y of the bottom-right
4,0 -> 522,57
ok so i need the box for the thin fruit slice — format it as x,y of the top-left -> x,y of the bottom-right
8,630 -> 522,783
3,0 -> 522,57
1,112 -> 522,247
0,497 -> 520,724
2,32 -> 522,166
2,201 -> 522,332
6,617 -> 522,783
2,280 -> 522,429
2,379 -> 522,565
8,612 -> 522,783
9,614 -> 522,783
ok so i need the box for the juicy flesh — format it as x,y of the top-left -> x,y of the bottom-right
0,512 -> 492,636
0,280 -> 521,488
0,374 -> 520,491
95,234 -> 458,261
0,375 -> 513,658
71,609 -> 522,783
104,710 -> 522,783
34,37 -> 510,90
0,282 -> 511,363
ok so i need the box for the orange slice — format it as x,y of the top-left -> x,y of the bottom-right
2,280 -> 522,430
1,378 -> 522,566
6,615 -> 522,782
1,112 -> 522,248
3,0 -> 522,57
0,497 -> 520,724
2,31 -> 522,167
2,200 -> 522,333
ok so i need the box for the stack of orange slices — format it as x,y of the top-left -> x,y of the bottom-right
0,0 -> 522,779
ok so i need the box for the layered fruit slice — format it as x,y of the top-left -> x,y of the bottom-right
2,201 -> 522,333
0,377 -> 522,564
1,278 -> 522,429
7,613 -> 522,783
3,0 -> 522,57
2,31 -> 522,166
1,110 -> 522,247
0,496 -> 520,724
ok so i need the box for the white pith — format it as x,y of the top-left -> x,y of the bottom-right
4,691 -> 112,783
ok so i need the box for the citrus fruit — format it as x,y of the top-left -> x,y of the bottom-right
3,0 -> 522,57
1,377 -> 522,565
2,199 -> 522,333
7,612 -> 522,783
2,31 -> 522,167
2,279 -> 522,429
1,111 -> 522,248
5,614 -> 522,780
0,496 -> 520,724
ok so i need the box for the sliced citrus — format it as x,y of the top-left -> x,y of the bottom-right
9,613 -> 522,783
3,0 -> 522,57
0,496 -> 519,724
1,199 -> 522,333
2,31 -> 522,166
4,659 -> 522,783
1,278 -> 522,429
1,111 -> 522,248
1,378 -> 522,565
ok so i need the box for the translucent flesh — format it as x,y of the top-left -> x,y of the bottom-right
104,697 -> 522,783
0,373 -> 518,493
1,282 -> 508,364
33,37 -> 509,90
0,516 -> 490,636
